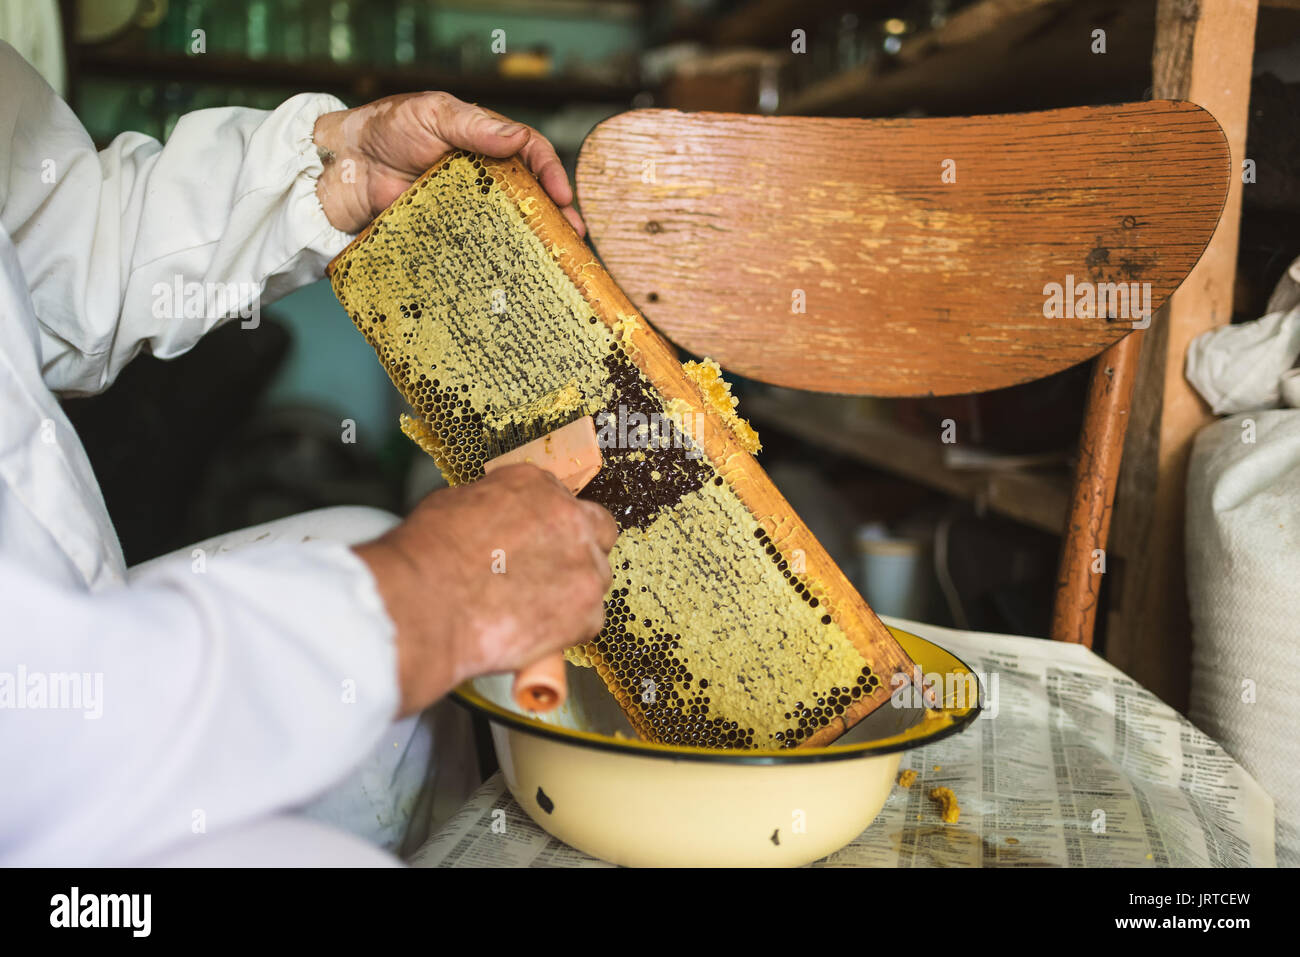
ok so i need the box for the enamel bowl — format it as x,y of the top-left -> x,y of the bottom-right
453,627 -> 980,867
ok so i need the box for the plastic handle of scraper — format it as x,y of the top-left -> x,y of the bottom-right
489,415 -> 603,714
513,653 -> 568,713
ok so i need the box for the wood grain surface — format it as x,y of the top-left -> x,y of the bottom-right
1052,331 -> 1141,646
576,102 -> 1229,396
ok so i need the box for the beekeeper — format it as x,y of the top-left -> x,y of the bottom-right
0,41 -> 617,865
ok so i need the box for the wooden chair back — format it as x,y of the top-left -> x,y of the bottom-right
575,102 -> 1229,646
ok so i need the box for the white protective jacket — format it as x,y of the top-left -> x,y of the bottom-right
0,42 -> 402,864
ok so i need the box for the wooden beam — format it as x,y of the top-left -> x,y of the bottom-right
781,0 -> 1155,118
1104,0 -> 1257,709
712,0 -> 890,47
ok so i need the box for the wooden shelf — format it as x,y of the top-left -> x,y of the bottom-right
74,49 -> 645,106
743,392 -> 1071,536
782,0 -> 1156,117
671,0 -> 892,47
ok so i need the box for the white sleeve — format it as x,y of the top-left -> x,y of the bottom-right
0,41 -> 356,396
0,542 -> 401,865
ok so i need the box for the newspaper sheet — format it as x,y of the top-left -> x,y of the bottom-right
410,619 -> 1276,867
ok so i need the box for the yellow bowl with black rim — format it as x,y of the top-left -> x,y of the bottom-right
452,627 -> 980,867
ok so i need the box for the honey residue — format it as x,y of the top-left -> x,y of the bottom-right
929,786 -> 960,823
612,313 -> 640,356
681,358 -> 761,454
484,380 -> 586,433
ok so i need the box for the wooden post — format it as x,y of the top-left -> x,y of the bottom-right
1104,0 -> 1258,709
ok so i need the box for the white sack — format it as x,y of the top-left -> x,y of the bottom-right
1186,410 -> 1300,866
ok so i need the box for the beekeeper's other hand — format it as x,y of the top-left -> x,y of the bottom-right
353,464 -> 618,718
312,92 -> 584,237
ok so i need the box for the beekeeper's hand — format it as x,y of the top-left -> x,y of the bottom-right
312,92 -> 584,237
353,465 -> 618,718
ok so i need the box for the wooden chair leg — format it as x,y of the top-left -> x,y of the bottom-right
1051,331 -> 1143,646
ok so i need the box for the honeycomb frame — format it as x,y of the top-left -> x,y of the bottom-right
327,151 -> 916,749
